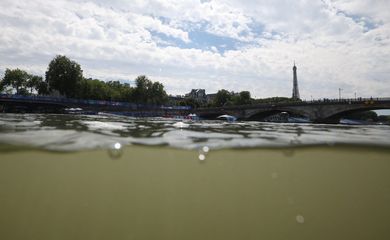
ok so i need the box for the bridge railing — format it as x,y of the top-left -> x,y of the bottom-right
196,97 -> 390,111
302,97 -> 390,105
0,94 -> 192,111
2,94 -> 388,112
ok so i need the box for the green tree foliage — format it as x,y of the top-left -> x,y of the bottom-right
0,79 -> 4,92
26,75 -> 43,94
212,90 -> 253,107
2,68 -> 47,95
239,91 -> 251,104
231,91 -> 252,105
17,88 -> 30,96
2,59 -> 167,105
2,68 -> 29,94
252,97 -> 298,104
77,79 -> 134,102
213,89 -> 232,107
150,82 -> 168,105
133,75 -> 167,104
133,75 -> 152,103
75,76 -> 167,104
78,78 -> 108,100
37,81 -> 50,95
46,55 -> 83,97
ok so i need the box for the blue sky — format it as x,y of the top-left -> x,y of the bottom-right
0,0 -> 390,104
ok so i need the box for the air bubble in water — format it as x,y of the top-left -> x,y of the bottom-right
296,215 -> 305,224
198,145 -> 210,161
108,142 -> 123,159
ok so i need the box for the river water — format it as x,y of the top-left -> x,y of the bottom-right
1,113 -> 390,240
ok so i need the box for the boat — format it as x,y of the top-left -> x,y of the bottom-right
217,114 -> 237,122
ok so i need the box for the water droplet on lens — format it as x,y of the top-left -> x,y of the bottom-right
108,142 -> 123,159
296,215 -> 305,224
114,142 -> 121,149
199,154 -> 206,161
202,146 -> 210,153
271,172 -> 278,179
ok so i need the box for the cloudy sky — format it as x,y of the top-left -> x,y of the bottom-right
0,0 -> 389,100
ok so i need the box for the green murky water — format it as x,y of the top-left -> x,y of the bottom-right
0,114 -> 390,239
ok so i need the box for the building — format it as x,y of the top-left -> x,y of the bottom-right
185,89 -> 207,102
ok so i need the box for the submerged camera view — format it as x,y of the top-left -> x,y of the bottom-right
1,0 -> 390,240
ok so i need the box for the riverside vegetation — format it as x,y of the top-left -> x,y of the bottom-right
0,55 -> 300,108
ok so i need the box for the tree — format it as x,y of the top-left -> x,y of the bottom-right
213,89 -> 231,107
253,97 -> 296,104
78,78 -> 109,100
231,91 -> 252,105
26,75 -> 43,94
150,81 -> 168,105
131,75 -> 168,104
37,81 -> 50,95
0,79 -> 4,93
238,91 -> 251,105
45,55 -> 83,97
2,68 -> 29,94
133,75 -> 152,103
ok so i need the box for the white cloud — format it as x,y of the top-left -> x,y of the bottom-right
329,0 -> 390,22
0,0 -> 389,100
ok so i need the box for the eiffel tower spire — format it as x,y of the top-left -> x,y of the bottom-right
292,62 -> 300,100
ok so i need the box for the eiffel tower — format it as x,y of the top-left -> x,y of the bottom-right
292,62 -> 300,100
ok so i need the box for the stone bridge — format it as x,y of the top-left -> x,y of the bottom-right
195,98 -> 390,123
2,94 -> 389,123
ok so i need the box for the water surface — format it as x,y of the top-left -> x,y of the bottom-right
0,113 -> 389,151
1,114 -> 390,240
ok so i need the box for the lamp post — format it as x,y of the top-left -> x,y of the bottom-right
338,88 -> 343,101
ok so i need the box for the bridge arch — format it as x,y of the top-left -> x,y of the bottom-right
318,105 -> 390,123
191,98 -> 390,122
245,108 -> 309,121
197,112 -> 225,120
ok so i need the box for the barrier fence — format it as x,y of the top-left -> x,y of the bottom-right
1,94 -> 389,111
0,94 -> 191,111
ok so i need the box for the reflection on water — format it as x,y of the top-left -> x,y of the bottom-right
0,113 -> 389,151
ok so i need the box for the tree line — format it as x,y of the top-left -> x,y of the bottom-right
0,55 -> 168,105
180,90 -> 300,108
0,55 -> 301,108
